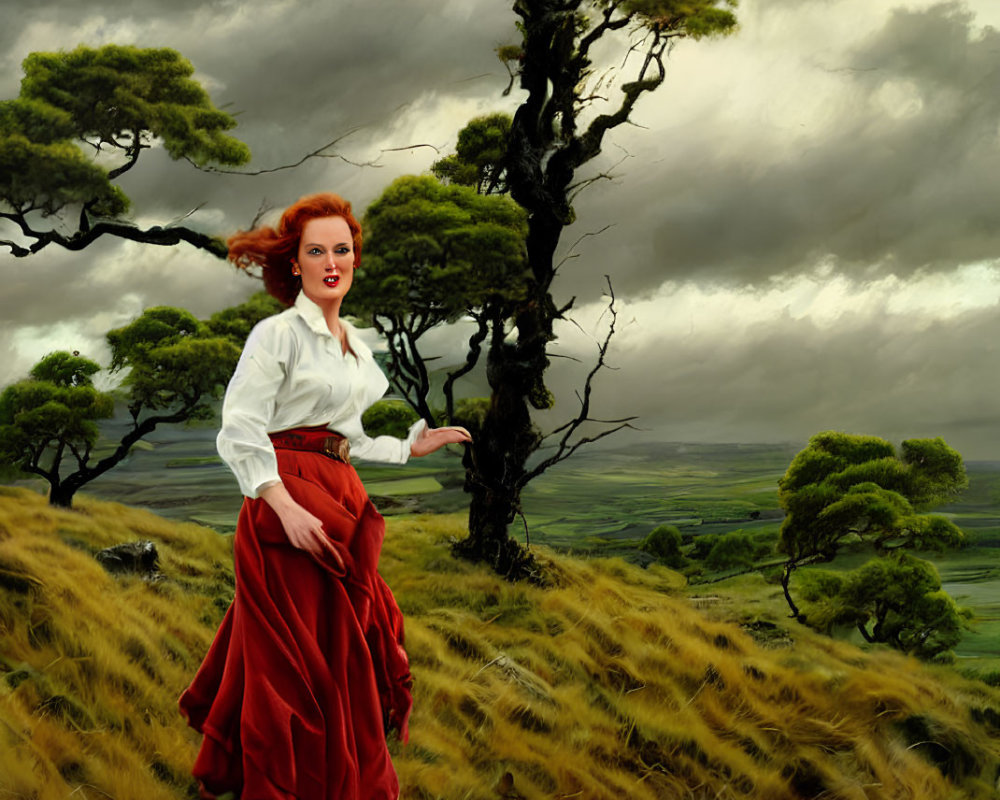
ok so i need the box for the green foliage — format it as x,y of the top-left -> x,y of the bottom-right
355,174 -> 528,323
450,397 -> 491,437
779,431 -> 969,659
614,0 -> 739,38
205,291 -> 284,346
799,553 -> 972,660
641,524 -> 685,568
1,44 -> 248,257
705,530 -> 755,572
19,44 -> 250,166
431,113 -> 511,194
0,306 -> 240,507
0,352 -> 114,478
362,399 -> 421,438
107,307 -> 239,416
29,351 -> 100,387
691,533 -> 719,561
107,306 -> 201,368
902,437 -> 969,508
778,432 -> 968,563
0,104 -> 128,216
352,173 -> 529,426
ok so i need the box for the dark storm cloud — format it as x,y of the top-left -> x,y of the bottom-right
545,294 -> 1000,460
2,0 -> 517,220
3,0 -> 999,456
557,1 -> 1000,296
655,3 -> 1000,280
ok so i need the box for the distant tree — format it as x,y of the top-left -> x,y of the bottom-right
798,552 -> 972,660
641,524 -> 685,568
0,44 -> 250,258
362,399 -> 421,439
0,352 -> 113,502
430,112 -> 511,195
705,530 -> 755,572
777,432 -> 967,621
690,533 -> 719,561
0,308 -> 240,507
205,290 -> 284,345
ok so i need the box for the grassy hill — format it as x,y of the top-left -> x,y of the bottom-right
1,487 -> 999,799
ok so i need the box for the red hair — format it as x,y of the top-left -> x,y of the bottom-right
227,193 -> 363,306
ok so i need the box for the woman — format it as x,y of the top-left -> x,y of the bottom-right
179,193 -> 470,800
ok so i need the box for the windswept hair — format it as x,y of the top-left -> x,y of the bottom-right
227,193 -> 363,306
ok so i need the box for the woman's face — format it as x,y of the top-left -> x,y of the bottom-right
293,215 -> 355,307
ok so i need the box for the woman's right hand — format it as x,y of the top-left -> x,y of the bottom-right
259,481 -> 345,572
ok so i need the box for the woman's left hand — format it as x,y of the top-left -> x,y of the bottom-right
410,424 -> 472,458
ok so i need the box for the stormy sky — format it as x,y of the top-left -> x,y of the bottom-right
2,0 -> 1000,459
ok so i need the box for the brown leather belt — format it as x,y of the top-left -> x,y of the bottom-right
269,426 -> 351,465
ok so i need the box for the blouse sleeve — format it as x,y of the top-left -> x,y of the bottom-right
349,418 -> 427,464
216,319 -> 290,498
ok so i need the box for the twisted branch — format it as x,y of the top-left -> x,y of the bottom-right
519,275 -> 636,487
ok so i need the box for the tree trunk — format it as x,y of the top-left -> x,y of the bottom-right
781,562 -> 805,622
48,482 -> 76,508
40,411 -> 183,510
454,303 -> 549,580
451,0 -> 673,578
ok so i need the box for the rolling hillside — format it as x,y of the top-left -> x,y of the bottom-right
1,487 -> 999,798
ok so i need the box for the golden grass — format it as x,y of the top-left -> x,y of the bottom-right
0,487 -> 233,799
0,488 -> 999,799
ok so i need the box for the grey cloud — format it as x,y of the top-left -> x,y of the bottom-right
1,0 -> 516,353
4,0 -> 1000,459
553,1 -> 1000,299
543,299 -> 1000,460
654,3 -> 1000,279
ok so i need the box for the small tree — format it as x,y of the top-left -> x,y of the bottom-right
362,399 -> 421,439
705,530 -> 755,572
352,174 -> 529,426
690,533 -> 719,561
798,552 -> 972,660
0,308 -> 240,507
641,524 -> 685,568
0,352 -> 114,503
430,112 -> 511,195
777,432 -> 967,621
0,44 -> 250,258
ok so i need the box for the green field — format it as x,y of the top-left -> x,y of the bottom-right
14,427 -> 1000,665
519,441 -> 793,550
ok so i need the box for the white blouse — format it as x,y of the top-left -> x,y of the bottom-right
216,292 -> 424,498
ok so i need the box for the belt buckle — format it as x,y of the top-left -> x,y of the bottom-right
323,435 -> 351,465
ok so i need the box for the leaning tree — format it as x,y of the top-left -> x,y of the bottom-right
776,431 -> 968,649
448,0 -> 737,576
356,1 -> 738,578
0,308 -> 240,508
0,44 -> 251,258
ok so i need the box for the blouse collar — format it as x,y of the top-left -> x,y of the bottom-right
292,291 -> 374,362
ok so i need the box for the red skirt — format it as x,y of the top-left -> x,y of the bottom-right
178,445 -> 412,800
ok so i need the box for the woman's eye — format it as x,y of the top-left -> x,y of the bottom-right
308,248 -> 322,255
336,247 -> 351,255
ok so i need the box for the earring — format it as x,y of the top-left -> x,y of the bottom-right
291,262 -> 300,277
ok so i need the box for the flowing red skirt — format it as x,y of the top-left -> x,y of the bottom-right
178,447 -> 412,800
